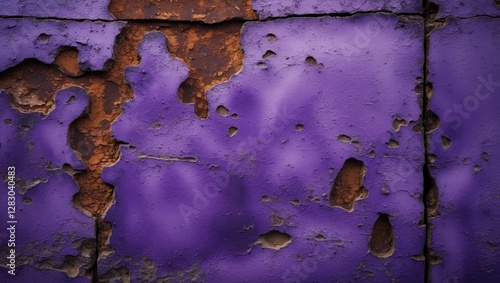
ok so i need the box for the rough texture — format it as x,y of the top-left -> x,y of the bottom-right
0,19 -> 125,72
109,0 -> 257,23
435,0 -> 500,18
100,15 -> 425,281
428,17 -> 500,282
0,0 -> 113,20
0,87 -> 95,281
252,0 -> 422,19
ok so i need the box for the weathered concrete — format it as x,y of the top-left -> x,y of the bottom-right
428,17 -> 500,282
0,87 -> 94,281
252,0 -> 422,19
434,0 -> 500,18
100,14 -> 425,281
0,18 -> 125,72
0,0 -> 113,20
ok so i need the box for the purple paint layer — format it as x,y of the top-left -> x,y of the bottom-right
428,17 -> 500,282
0,87 -> 94,281
101,14 -> 425,282
0,19 -> 125,72
252,0 -> 422,19
435,0 -> 500,18
0,0 -> 113,20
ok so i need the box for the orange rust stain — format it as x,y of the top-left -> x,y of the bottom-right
0,20 -> 246,253
329,158 -> 369,212
109,0 -> 258,23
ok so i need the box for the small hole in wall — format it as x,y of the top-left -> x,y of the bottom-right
481,152 -> 489,161
228,127 -> 238,137
369,214 -> 395,258
231,113 -> 238,119
216,105 -> 230,116
385,139 -> 399,148
305,56 -> 318,66
262,50 -> 277,59
38,33 -> 50,42
496,0 -> 500,7
290,199 -> 300,206
257,230 -> 292,250
424,110 -> 440,133
4,119 -> 12,126
441,136 -> 451,149
266,33 -> 277,42
295,124 -> 304,131
257,62 -> 267,68
314,234 -> 326,241
329,158 -> 368,212
474,165 -> 481,173
392,117 -> 408,132
369,151 -> 375,158
261,195 -> 271,202
427,154 -> 437,164
23,198 -> 33,205
66,96 -> 76,104
337,135 -> 351,143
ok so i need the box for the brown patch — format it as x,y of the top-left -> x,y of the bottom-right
53,48 -> 84,77
392,117 -> 408,132
257,230 -> 292,250
97,219 -> 113,258
158,22 -> 245,118
0,19 -> 248,272
424,109 -> 440,133
441,136 -> 451,149
329,158 -> 368,212
369,214 -> 395,258
108,0 -> 258,23
425,169 -> 439,219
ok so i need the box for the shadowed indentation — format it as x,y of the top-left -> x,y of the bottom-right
369,213 -> 395,258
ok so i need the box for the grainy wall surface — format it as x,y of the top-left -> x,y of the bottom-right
0,0 -> 499,282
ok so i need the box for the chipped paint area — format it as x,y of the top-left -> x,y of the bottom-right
252,0 -> 422,19
0,87 -> 95,280
109,0 -> 257,23
0,19 -> 125,72
100,15 -> 425,281
0,0 -> 114,20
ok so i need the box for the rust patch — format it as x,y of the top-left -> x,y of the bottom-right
329,158 -> 368,212
108,0 -> 258,23
159,22 -> 245,118
0,21 -> 247,257
53,48 -> 84,77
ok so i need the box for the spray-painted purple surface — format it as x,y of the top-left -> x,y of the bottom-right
0,19 -> 125,72
0,0 -> 113,20
0,87 -> 94,281
435,0 -> 500,18
428,17 -> 500,282
252,0 -> 422,19
101,15 -> 425,282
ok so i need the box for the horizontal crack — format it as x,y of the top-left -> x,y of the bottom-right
136,153 -> 199,163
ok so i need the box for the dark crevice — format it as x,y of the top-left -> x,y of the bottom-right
422,1 -> 443,282
92,219 -> 99,283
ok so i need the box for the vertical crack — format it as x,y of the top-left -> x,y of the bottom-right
422,2 -> 445,282
92,219 -> 99,283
